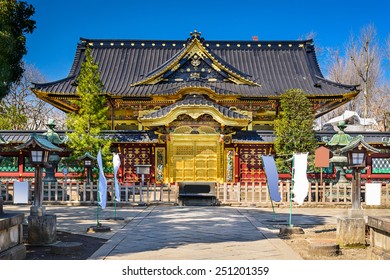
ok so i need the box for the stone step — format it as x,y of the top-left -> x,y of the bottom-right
308,239 -> 340,257
51,241 -> 83,255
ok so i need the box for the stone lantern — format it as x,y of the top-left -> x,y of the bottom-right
336,135 -> 381,217
335,135 -> 380,246
15,133 -> 63,245
78,152 -> 97,185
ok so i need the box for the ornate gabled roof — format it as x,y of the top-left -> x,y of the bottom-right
32,31 -> 358,107
130,30 -> 259,87
139,94 -> 250,127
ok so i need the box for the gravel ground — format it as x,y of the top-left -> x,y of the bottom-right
24,225 -> 105,260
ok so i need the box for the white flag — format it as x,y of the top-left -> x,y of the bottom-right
97,149 -> 107,209
292,153 -> 309,205
113,153 -> 121,202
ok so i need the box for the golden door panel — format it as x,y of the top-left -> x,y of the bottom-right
173,156 -> 194,181
170,135 -> 219,182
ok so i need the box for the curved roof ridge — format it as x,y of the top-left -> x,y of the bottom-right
79,37 -> 314,45
32,75 -> 76,88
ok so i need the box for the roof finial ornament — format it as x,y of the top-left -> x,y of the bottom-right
190,30 -> 202,39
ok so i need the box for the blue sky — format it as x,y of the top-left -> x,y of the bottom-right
25,0 -> 390,82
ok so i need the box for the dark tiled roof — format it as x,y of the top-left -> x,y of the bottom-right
1,130 -> 389,145
0,130 -> 158,144
141,95 -> 250,120
14,133 -> 63,152
33,34 -> 357,97
317,131 -> 390,144
232,131 -> 274,143
1,130 -> 47,144
0,134 -> 8,144
102,130 -> 158,143
232,131 -> 390,144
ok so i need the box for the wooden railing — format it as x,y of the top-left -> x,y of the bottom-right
215,182 -> 390,206
0,180 -> 178,205
2,180 -> 390,207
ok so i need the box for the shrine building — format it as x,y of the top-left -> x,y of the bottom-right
29,31 -> 370,184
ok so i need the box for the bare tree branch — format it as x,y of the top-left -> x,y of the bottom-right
2,63 -> 66,130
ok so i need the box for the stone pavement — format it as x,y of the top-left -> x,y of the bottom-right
5,204 -> 390,260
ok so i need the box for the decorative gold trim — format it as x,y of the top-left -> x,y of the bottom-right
32,89 -> 78,112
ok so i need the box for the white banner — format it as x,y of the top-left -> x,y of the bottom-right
97,149 -> 107,209
292,153 -> 309,205
113,153 -> 121,202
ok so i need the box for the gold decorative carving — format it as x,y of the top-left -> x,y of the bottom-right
191,55 -> 201,67
171,63 -> 181,72
211,63 -> 221,72
173,126 -> 193,134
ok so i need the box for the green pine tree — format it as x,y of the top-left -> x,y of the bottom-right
66,47 -> 111,168
274,88 -> 318,172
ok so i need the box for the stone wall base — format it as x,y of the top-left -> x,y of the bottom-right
0,244 -> 26,260
368,247 -> 390,260
0,213 -> 26,260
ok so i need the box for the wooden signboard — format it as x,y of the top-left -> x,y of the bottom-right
315,146 -> 330,167
315,146 -> 330,185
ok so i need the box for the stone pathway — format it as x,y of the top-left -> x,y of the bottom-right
6,204 -> 390,260
89,206 -> 301,260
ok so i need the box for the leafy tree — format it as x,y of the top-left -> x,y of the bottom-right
0,102 -> 27,129
0,0 -> 35,98
66,47 -> 111,167
274,88 -> 318,172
